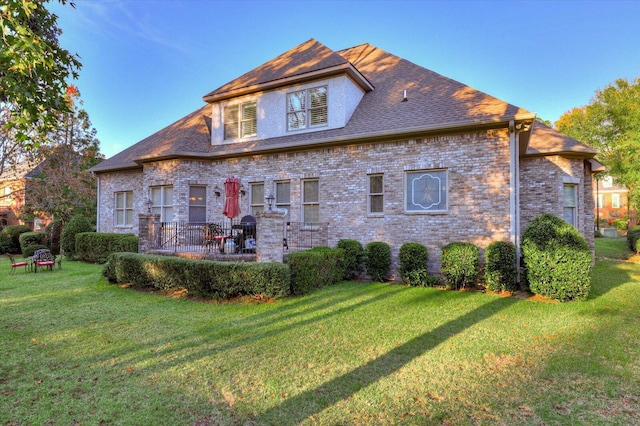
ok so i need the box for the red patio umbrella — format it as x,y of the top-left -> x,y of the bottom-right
223,176 -> 241,220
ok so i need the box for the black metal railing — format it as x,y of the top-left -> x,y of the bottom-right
284,222 -> 329,252
155,219 -> 256,254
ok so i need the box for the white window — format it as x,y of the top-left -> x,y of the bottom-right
405,170 -> 448,212
188,186 -> 207,223
224,102 -> 257,140
276,181 -> 290,221
612,193 -> 621,209
150,185 -> 174,222
302,179 -> 319,223
250,183 -> 264,215
368,174 -> 384,214
563,184 -> 577,226
287,86 -> 328,131
597,194 -> 603,209
114,191 -> 134,226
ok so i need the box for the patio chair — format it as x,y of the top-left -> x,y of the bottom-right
8,254 -> 29,274
31,249 -> 56,273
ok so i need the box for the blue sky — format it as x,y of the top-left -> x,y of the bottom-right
49,0 -> 640,158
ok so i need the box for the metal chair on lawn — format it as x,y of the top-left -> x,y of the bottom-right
8,253 -> 29,274
31,249 -> 56,273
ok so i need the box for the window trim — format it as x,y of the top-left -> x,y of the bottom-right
188,185 -> 207,223
114,190 -> 134,227
563,183 -> 578,227
368,174 -> 384,215
612,193 -> 621,209
275,181 -> 291,222
150,185 -> 174,222
302,178 -> 320,223
286,86 -> 328,131
250,182 -> 264,216
404,169 -> 448,213
224,101 -> 257,140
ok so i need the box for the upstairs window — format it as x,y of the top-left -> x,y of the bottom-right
287,86 -> 327,131
612,193 -> 621,209
224,102 -> 257,140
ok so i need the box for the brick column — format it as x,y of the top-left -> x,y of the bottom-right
138,213 -> 160,253
256,209 -> 285,263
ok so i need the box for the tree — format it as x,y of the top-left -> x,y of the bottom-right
0,0 -> 81,146
21,86 -> 103,223
556,77 -> 640,222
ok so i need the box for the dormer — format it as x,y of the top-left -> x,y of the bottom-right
203,39 -> 374,145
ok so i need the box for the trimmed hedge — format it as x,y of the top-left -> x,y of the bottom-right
364,241 -> 391,282
441,242 -> 480,289
0,225 -> 32,254
398,242 -> 433,286
485,241 -> 518,292
288,247 -> 346,295
19,231 -> 47,257
61,215 -> 93,259
336,239 -> 364,280
522,213 -> 591,302
104,252 -> 290,299
627,225 -> 640,252
76,232 -> 138,263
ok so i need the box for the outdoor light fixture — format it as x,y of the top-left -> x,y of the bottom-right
266,193 -> 275,211
214,185 -> 221,197
239,183 -> 246,196
145,198 -> 153,213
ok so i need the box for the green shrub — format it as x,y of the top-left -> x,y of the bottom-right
627,226 -> 640,251
635,238 -> 640,254
103,253 -> 290,299
61,215 -> 93,259
441,242 -> 480,289
45,219 -> 64,255
398,242 -> 430,286
0,225 -> 32,254
22,244 -> 50,258
484,241 -> 517,292
288,247 -> 346,295
76,232 -> 138,263
522,213 -> 592,302
612,218 -> 628,231
19,231 -> 47,254
364,241 -> 391,282
336,239 -> 364,280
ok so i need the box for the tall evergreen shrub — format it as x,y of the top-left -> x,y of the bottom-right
398,242 -> 430,286
522,213 -> 592,302
441,242 -> 480,289
336,239 -> 364,280
61,215 -> 93,258
484,241 -> 518,292
364,241 -> 391,282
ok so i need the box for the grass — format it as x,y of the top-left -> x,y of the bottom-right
1,242 -> 639,425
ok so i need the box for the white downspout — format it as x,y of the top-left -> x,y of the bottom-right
95,174 -> 101,232
509,121 -> 521,279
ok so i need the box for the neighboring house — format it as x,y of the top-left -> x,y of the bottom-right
90,39 -> 599,274
0,161 -> 50,230
594,176 -> 633,226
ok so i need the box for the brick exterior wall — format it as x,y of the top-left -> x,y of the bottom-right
97,129 -> 596,275
520,155 -> 595,253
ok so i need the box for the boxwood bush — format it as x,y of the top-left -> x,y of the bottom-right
76,232 -> 138,263
398,242 -> 435,286
627,225 -> 640,252
522,213 -> 592,302
288,247 -> 346,295
364,241 -> 391,282
104,252 -> 290,299
336,239 -> 364,280
19,231 -> 47,256
441,242 -> 480,289
484,241 -> 518,292
61,215 -> 93,259
0,225 -> 32,254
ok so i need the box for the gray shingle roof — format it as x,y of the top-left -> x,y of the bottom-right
91,40 -> 594,173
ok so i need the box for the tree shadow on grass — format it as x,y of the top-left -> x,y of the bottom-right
254,295 -> 516,425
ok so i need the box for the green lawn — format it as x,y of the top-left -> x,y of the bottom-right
1,244 -> 639,425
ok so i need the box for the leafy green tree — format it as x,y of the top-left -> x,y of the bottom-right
21,86 -> 103,222
556,77 -> 640,223
0,0 -> 81,147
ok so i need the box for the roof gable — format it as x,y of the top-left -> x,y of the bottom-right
203,39 -> 372,102
526,121 -> 597,158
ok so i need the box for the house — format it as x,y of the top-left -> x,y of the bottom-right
90,39 -> 599,274
0,161 -> 50,230
594,176 -> 633,228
